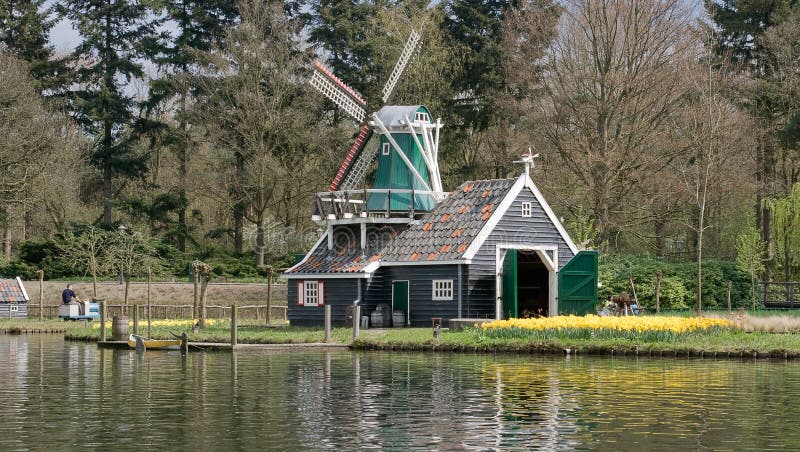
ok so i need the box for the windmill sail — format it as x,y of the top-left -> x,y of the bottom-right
309,61 -> 367,122
340,135 -> 378,191
381,30 -> 421,104
329,124 -> 373,191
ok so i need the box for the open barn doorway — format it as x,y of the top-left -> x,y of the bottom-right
517,251 -> 550,317
498,246 -> 558,319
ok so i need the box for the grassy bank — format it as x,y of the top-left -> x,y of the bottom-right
6,316 -> 800,358
352,328 -> 800,358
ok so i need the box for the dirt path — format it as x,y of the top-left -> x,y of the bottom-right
22,281 -> 287,306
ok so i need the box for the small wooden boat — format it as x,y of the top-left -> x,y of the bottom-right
127,333 -> 187,352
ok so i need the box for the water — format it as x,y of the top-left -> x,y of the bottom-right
1,335 -> 799,451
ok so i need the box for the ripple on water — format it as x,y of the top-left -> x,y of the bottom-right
0,336 -> 799,450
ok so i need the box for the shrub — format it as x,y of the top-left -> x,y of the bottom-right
598,254 -> 753,310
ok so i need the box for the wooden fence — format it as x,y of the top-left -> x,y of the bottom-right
27,304 -> 287,321
763,282 -> 800,308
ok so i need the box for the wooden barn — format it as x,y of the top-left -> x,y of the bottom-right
0,277 -> 30,318
284,165 -> 599,326
283,27 -> 598,326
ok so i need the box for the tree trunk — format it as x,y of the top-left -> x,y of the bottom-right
92,272 -> 97,299
2,216 -> 10,260
199,278 -> 208,328
785,234 -> 792,280
193,270 -> 199,319
177,92 -> 188,253
23,210 -> 32,241
255,219 -> 265,267
102,162 -> 113,226
124,276 -> 130,306
233,151 -> 245,253
654,217 -> 666,258
697,232 -> 702,315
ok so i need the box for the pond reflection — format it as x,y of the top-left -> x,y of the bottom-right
0,335 -> 798,450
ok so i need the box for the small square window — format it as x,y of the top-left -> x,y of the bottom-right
432,280 -> 453,301
304,281 -> 318,306
521,202 -> 532,218
9,304 -> 18,312
382,142 -> 391,156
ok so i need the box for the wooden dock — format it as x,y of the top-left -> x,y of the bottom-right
96,340 -> 349,352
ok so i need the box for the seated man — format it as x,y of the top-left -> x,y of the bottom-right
61,284 -> 84,315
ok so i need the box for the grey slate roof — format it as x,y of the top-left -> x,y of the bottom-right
285,224 -> 401,274
0,278 -> 29,303
375,105 -> 426,128
380,178 -> 515,262
285,178 -> 517,275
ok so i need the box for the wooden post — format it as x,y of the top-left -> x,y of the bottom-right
133,305 -> 139,335
100,301 -> 107,342
352,305 -> 360,339
628,277 -> 639,307
193,267 -> 199,319
147,267 -> 152,338
727,280 -> 732,314
324,304 -> 331,343
37,269 -> 44,320
266,268 -> 273,326
231,304 -> 237,346
655,271 -> 662,314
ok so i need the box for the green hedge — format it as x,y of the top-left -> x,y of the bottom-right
598,255 -> 753,310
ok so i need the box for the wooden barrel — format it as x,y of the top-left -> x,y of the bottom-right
392,311 -> 405,328
112,315 -> 129,341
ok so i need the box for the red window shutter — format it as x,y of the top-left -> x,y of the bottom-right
297,281 -> 304,306
318,281 -> 325,306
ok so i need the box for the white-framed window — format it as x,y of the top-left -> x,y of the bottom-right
521,201 -> 532,218
382,142 -> 391,155
297,280 -> 325,307
9,303 -> 18,312
414,112 -> 430,123
432,280 -> 454,301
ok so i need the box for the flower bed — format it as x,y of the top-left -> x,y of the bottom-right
478,315 -> 731,342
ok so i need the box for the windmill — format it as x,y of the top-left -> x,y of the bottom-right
309,28 -> 445,220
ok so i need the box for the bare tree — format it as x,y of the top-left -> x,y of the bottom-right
669,40 -> 753,313
194,0 -> 343,265
0,53 -> 82,257
535,0 -> 695,248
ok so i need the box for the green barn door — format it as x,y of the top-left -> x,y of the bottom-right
558,251 -> 599,315
392,281 -> 409,324
502,250 -> 518,318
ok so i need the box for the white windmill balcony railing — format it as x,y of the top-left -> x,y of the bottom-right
313,189 -> 448,222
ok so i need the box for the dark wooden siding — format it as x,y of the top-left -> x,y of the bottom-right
467,187 -> 577,316
287,278 -> 363,326
379,265 -> 463,326
0,303 -> 27,318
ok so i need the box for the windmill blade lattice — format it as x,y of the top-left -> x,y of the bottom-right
381,30 -> 421,104
309,61 -> 367,122
340,134 -> 378,191
329,124 -> 373,191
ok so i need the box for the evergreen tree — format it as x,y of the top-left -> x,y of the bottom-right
57,0 -> 162,226
705,0 -> 800,251
146,0 -> 239,251
705,0 -> 795,71
0,0 -> 64,91
304,0 -> 380,106
443,0 -> 514,131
